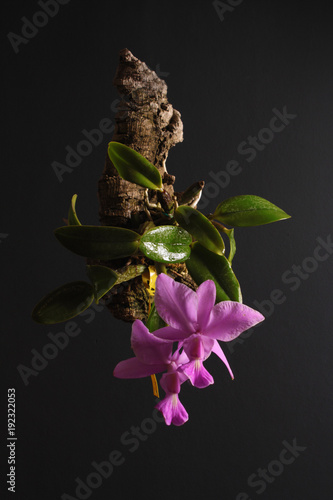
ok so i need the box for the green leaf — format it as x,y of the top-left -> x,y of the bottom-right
108,142 -> 162,190
212,195 -> 291,227
186,242 -> 242,303
32,281 -> 94,324
86,265 -> 118,302
175,205 -> 225,255
68,194 -> 81,226
210,220 -> 237,264
139,226 -> 192,263
226,228 -> 236,264
54,225 -> 140,260
146,302 -> 166,332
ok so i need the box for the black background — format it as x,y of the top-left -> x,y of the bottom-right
2,1 -> 333,499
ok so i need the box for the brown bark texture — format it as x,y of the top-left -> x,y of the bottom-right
97,49 -> 200,323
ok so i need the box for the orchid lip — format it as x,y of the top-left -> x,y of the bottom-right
171,394 -> 178,408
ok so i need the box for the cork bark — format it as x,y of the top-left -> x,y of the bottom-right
97,49 -> 197,323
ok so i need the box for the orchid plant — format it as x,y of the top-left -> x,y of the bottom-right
32,142 -> 290,425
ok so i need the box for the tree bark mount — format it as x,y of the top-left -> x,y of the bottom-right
97,49 -> 199,323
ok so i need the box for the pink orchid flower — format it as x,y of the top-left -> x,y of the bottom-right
113,320 -> 190,425
114,274 -> 265,426
153,274 -> 265,388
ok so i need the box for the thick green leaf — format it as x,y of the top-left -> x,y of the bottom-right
226,228 -> 236,264
32,281 -> 94,324
86,265 -> 118,302
211,220 -> 237,264
54,225 -> 140,260
212,195 -> 291,227
175,205 -> 225,255
186,242 -> 242,303
146,302 -> 166,332
139,226 -> 192,263
68,194 -> 81,226
108,142 -> 162,190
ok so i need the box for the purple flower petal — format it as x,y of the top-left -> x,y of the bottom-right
155,274 -> 197,332
205,301 -> 265,341
183,334 -> 214,361
131,320 -> 173,365
171,348 -> 189,367
196,280 -> 216,329
153,325 -> 190,342
155,371 -> 189,425
212,340 -> 234,379
113,358 -> 167,379
182,359 -> 214,388
160,371 -> 181,394
155,394 -> 189,426
177,369 -> 190,384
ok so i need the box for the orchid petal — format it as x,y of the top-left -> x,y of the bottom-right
155,274 -> 197,332
183,360 -> 214,388
153,325 -> 190,341
178,369 -> 190,384
196,280 -> 216,329
171,348 -> 190,366
212,340 -> 234,379
131,320 -> 173,364
113,358 -> 167,379
205,301 -> 265,341
155,394 -> 189,426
